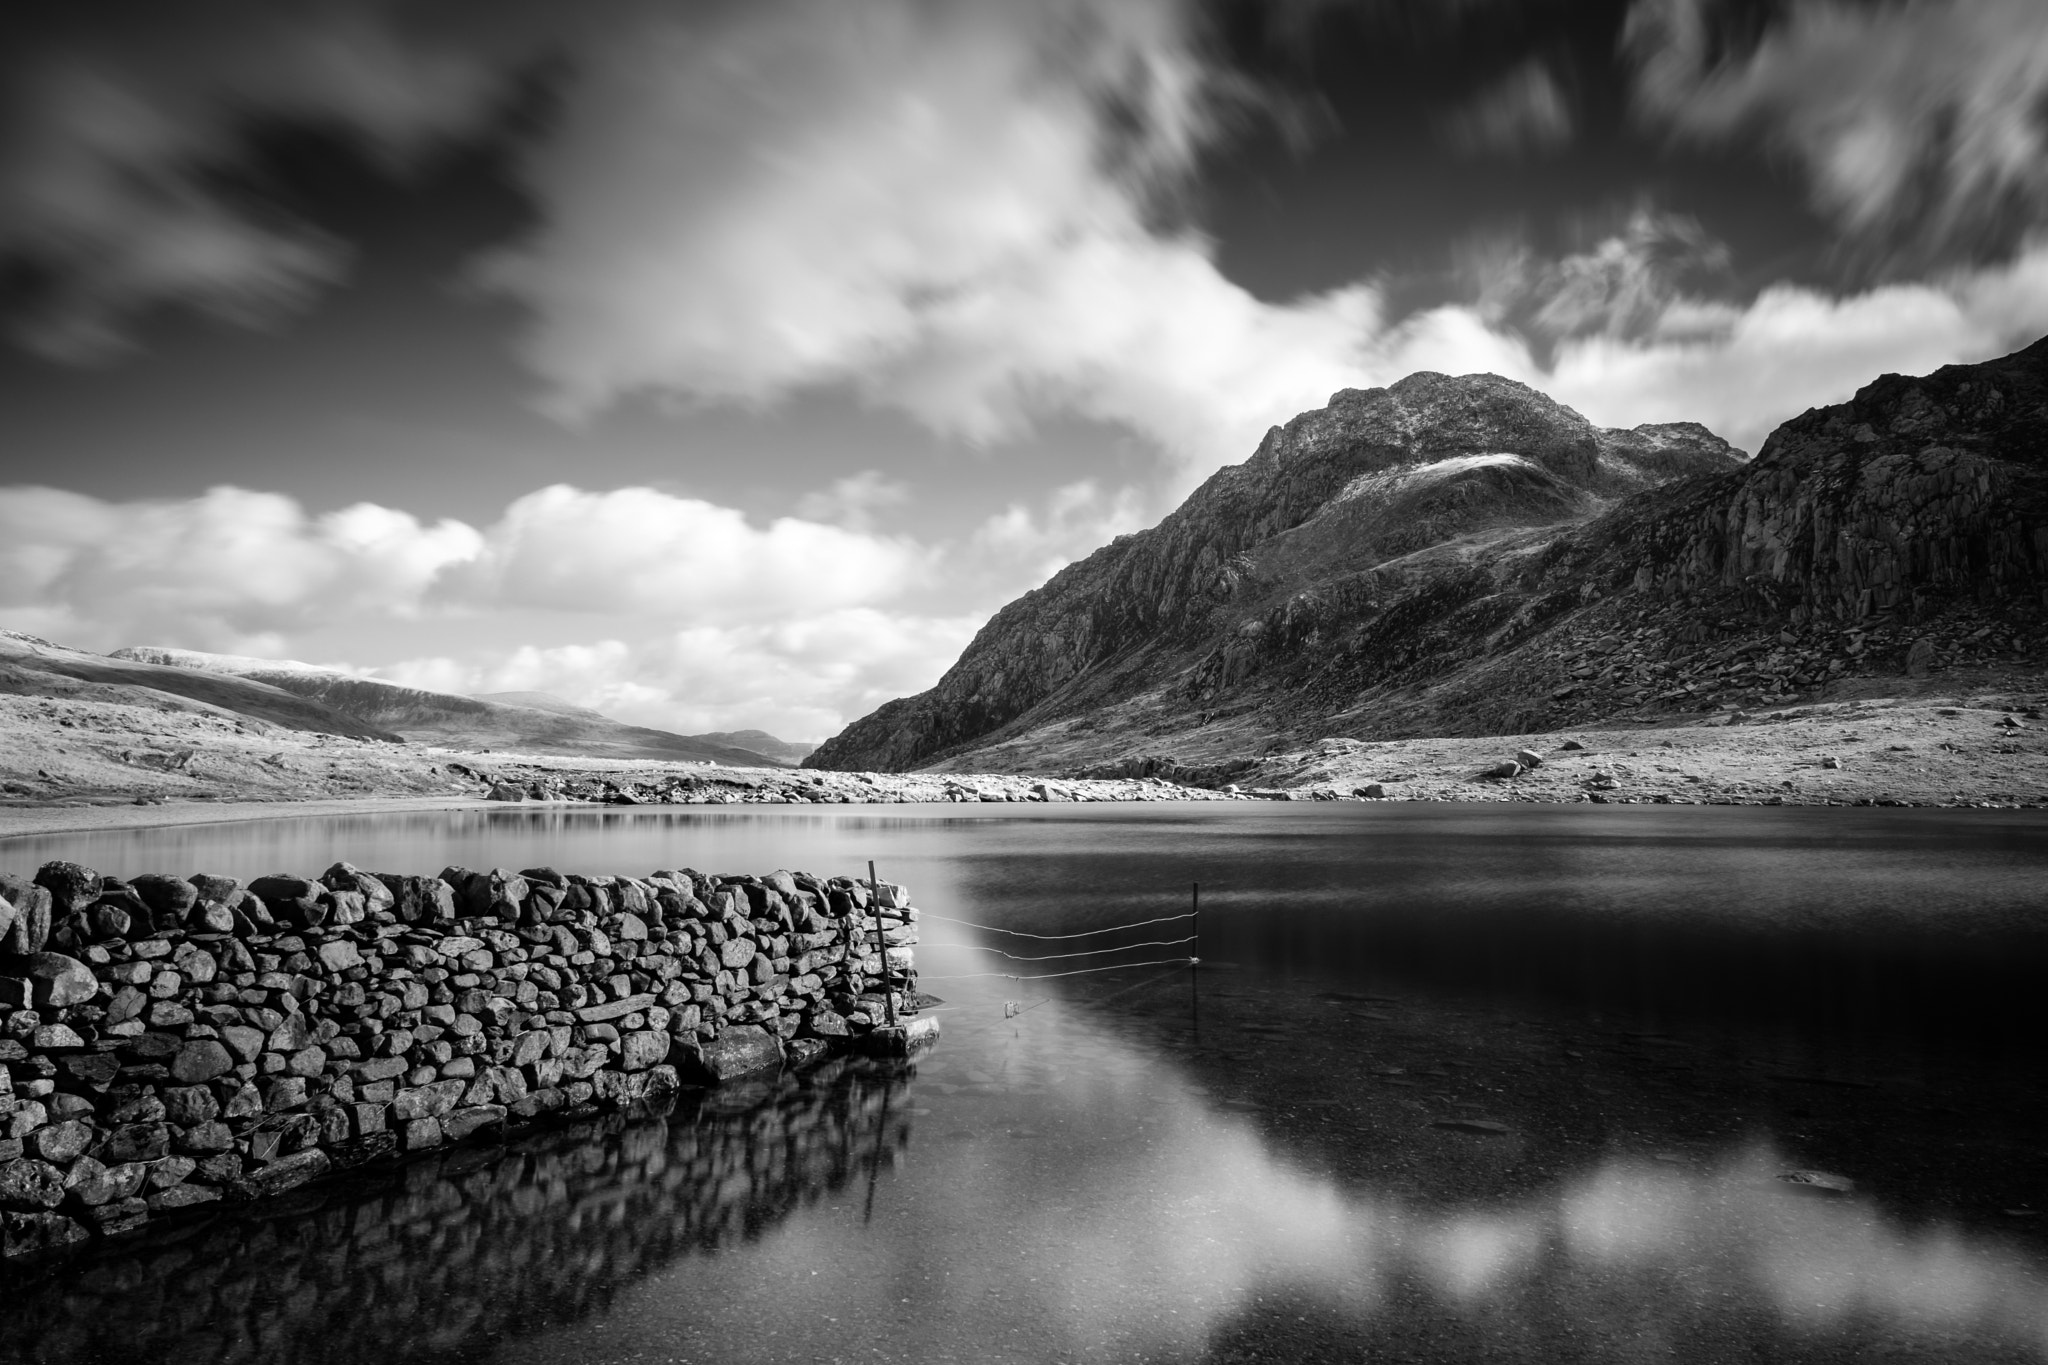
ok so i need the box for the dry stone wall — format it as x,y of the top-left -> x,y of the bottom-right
0,858 -> 923,1258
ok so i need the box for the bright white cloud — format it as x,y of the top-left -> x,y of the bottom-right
482,0 -> 1378,475
460,484 -> 929,624
0,485 -> 480,652
376,611 -> 981,742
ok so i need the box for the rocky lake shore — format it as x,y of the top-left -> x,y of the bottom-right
3,670 -> 2044,836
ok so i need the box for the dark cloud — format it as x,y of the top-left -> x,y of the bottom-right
0,3 -> 502,361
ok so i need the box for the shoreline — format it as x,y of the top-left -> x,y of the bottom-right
3,688 -> 2044,839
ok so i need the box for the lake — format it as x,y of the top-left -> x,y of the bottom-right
4,802 -> 2048,1363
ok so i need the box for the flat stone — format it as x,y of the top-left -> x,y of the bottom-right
572,992 -> 657,1024
440,1105 -> 506,1142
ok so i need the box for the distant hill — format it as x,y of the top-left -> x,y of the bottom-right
106,647 -> 797,765
691,729 -> 817,764
2,633 -> 398,740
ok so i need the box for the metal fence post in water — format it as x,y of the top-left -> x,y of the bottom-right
1190,880 -> 1200,1022
869,858 -> 898,1025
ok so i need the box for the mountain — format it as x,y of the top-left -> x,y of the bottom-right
471,691 -> 604,718
808,342 -> 2048,775
105,649 -> 792,766
692,729 -> 817,764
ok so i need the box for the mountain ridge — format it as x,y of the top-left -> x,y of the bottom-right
808,345 -> 2048,775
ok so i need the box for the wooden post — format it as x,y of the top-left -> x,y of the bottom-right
869,859 -> 898,1025
1189,880 -> 1200,1020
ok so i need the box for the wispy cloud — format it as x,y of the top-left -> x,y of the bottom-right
1443,58 -> 1575,155
1625,0 -> 2048,269
0,4 -> 497,361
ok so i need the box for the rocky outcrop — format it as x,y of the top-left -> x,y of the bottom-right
809,340 -> 2048,775
1,859 -> 926,1256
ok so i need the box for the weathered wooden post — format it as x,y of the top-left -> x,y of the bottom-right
869,859 -> 898,1025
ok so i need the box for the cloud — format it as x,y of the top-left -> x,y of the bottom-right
0,484 -> 481,651
1625,0 -> 2048,268
793,471 -> 911,534
459,484 -> 929,624
0,3 -> 497,361
1442,58 -> 1575,155
0,478 -> 1000,737
480,0 -> 1381,476
377,610 -> 982,741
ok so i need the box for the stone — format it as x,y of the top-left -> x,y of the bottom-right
2,1210 -> 88,1254
248,875 -> 327,928
441,1105 -> 506,1142
0,1158 -> 66,1211
1484,761 -> 1522,780
171,1039 -> 234,1084
170,941 -> 218,984
400,1117 -> 443,1151
27,1120 -> 92,1164
258,1075 -> 308,1111
572,991 -> 657,1024
173,1122 -> 235,1156
34,861 -> 101,915
220,1025 -> 266,1062
679,1024 -> 783,1082
1515,749 -> 1544,769
0,874 -> 53,956
97,1123 -> 170,1164
618,1030 -> 669,1072
227,1146 -> 330,1200
147,1184 -> 220,1213
1906,638 -> 1937,677
391,1079 -> 465,1122
316,938 -> 363,972
20,952 -> 97,1009
129,873 -> 198,922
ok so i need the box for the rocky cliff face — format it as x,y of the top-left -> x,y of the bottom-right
808,339 -> 2048,776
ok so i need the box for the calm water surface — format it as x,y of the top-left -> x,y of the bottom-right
4,802 -> 2048,1363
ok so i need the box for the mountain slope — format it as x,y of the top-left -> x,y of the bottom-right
2,633 -> 400,740
108,649 -> 791,765
809,345 -> 2048,775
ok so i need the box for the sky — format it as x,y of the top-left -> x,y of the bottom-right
3,0 -> 2048,742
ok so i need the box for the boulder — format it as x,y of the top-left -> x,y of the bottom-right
128,873 -> 198,923
676,1024 -> 783,1082
33,861 -> 100,916
0,875 -> 53,956
248,875 -> 326,929
20,953 -> 97,1009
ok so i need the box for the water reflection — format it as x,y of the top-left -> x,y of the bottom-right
5,803 -> 2047,1361
2,1060 -> 915,1365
